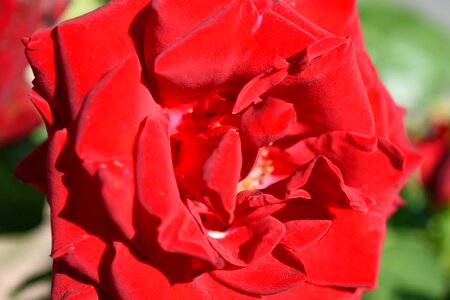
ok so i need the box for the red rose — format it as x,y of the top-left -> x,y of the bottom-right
419,123 -> 450,206
0,0 -> 67,145
18,0 -> 419,299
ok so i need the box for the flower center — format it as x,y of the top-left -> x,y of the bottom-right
237,148 -> 274,193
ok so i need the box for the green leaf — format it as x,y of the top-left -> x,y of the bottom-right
364,228 -> 449,300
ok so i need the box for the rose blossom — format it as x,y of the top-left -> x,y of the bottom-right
0,0 -> 67,145
418,123 -> 450,207
18,0 -> 419,298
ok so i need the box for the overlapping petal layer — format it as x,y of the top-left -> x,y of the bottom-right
18,0 -> 418,299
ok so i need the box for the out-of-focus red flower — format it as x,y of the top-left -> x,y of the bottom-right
0,0 -> 67,145
419,123 -> 450,206
18,0 -> 419,299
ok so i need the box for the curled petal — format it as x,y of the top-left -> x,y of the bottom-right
203,130 -> 242,224
211,247 -> 306,296
208,216 -> 286,267
135,112 -> 223,277
240,97 -> 297,147
265,156 -> 374,212
280,219 -> 332,253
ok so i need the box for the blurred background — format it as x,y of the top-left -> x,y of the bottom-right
0,0 -> 449,299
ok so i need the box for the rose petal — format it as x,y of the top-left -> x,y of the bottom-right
211,248 -> 306,295
171,273 -> 258,299
297,207 -> 385,288
107,241 -> 170,299
43,0 -> 148,120
280,219 -> 332,253
284,131 -> 406,213
240,97 -> 297,147
233,58 -> 289,114
135,112 -> 223,275
76,55 -> 159,161
286,0 -> 365,47
208,216 -> 285,267
151,2 -> 315,107
271,37 -> 375,137
52,271 -> 103,300
265,282 -> 362,300
203,130 -> 242,224
265,156 -> 374,212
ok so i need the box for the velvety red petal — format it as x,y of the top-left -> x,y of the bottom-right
298,207 -> 385,288
30,89 -> 54,126
52,271 -> 101,300
151,2 -> 316,107
286,0 -> 365,47
264,282 -> 362,300
30,0 -> 150,122
24,28 -> 61,112
171,273 -> 259,299
153,0 -> 259,89
270,1 -> 330,40
264,156 -> 374,212
208,216 -> 285,267
240,97 -> 297,147
211,249 -> 306,296
284,131 -> 405,213
135,112 -> 223,272
146,0 -> 229,54
280,219 -> 332,253
203,130 -> 242,224
233,58 -> 289,114
271,37 -> 375,137
95,157 -> 135,239
75,55 -> 158,161
107,241 -> 170,299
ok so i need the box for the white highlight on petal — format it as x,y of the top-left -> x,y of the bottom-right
252,14 -> 263,34
207,230 -> 228,239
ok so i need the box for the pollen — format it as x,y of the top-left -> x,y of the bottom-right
237,148 -> 274,193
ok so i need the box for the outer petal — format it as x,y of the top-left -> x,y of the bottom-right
207,216 -> 286,267
285,0 -> 365,47
171,273 -> 259,300
75,55 -> 159,161
264,282 -> 362,300
279,219 -> 332,253
52,271 -> 102,300
107,241 -> 171,299
150,1 -> 315,107
26,0 -> 150,124
271,37 -> 375,137
264,156 -> 374,212
211,248 -> 306,296
283,131 -> 405,213
297,207 -> 385,288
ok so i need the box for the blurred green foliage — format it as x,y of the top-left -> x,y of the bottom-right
360,1 -> 450,299
359,0 -> 450,111
0,139 -> 44,233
